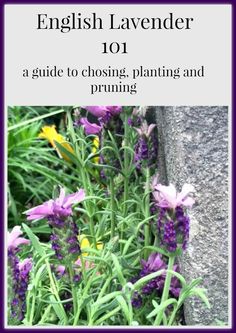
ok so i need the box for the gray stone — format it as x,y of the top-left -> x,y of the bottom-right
149,106 -> 229,326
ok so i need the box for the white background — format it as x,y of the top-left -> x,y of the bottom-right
5,4 -> 232,105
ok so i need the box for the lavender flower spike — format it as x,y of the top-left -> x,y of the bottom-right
25,187 -> 85,220
153,183 -> 195,210
105,106 -> 122,115
141,253 -> 165,273
55,264 -> 66,278
134,121 -> 156,138
7,229 -> 31,324
18,258 -> 33,273
80,117 -> 102,135
130,253 -> 181,309
132,106 -> 148,118
25,188 -> 85,264
8,226 -> 30,249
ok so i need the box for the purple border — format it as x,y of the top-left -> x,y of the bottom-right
1,0 -> 234,332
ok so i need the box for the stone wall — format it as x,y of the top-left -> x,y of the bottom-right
149,106 -> 229,326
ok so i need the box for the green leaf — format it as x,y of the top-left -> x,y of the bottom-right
178,278 -> 204,307
133,270 -> 165,291
165,269 -> 187,288
187,277 -> 203,290
34,264 -> 47,287
54,141 -> 78,165
147,298 -> 178,319
31,225 -> 51,234
8,109 -> 65,131
116,295 -> 131,324
22,223 -> 46,257
95,306 -> 121,325
49,295 -> 67,324
92,298 -> 118,322
111,253 -> 126,285
93,291 -> 122,307
141,245 -> 170,258
189,288 -> 211,309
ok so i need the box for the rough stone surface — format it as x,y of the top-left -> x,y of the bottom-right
149,106 -> 229,326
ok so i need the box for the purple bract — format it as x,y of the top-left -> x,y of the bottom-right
8,226 -> 30,250
83,106 -> 122,118
80,117 -> 102,135
153,183 -> 195,210
25,187 -> 85,220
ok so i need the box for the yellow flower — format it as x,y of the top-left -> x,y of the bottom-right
92,136 -> 100,164
79,234 -> 103,257
39,125 -> 75,162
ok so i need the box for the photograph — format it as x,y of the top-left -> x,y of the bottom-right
7,105 -> 229,327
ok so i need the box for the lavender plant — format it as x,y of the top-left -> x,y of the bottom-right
7,105 -> 210,326
7,226 -> 32,324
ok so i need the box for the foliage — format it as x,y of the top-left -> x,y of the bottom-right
7,106 -> 209,326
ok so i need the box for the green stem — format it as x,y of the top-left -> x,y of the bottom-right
154,256 -> 175,326
38,305 -> 52,325
45,259 -> 68,324
110,178 -> 116,239
97,276 -> 112,299
29,293 -> 36,325
121,110 -> 129,251
73,266 -> 99,325
144,167 -> 151,260
167,305 -> 178,326
67,110 -> 96,249
80,254 -> 88,284
68,262 -> 77,315
95,306 -> 121,325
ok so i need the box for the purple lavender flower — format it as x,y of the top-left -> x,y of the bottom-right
97,113 -> 123,180
157,208 -> 167,236
25,188 -> 85,264
139,253 -> 166,295
7,228 -> 31,324
133,121 -> 158,170
153,183 -> 194,252
130,107 -> 147,127
134,138 -> 149,170
175,206 -> 190,250
61,290 -> 73,312
8,226 -> 30,249
25,187 -> 85,221
141,253 -> 166,273
73,274 -> 81,282
79,117 -> 102,135
131,291 -> 143,308
149,131 -> 158,165
156,213 -> 190,252
163,221 -> 177,252
131,253 -> 181,308
132,106 -> 148,118
83,106 -> 122,127
10,258 -> 32,323
134,122 -> 156,138
152,183 -> 195,210
127,118 -> 133,126
83,106 -> 122,118
153,184 -> 194,252
55,264 -> 66,278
